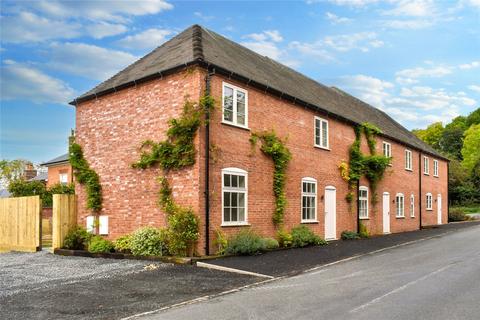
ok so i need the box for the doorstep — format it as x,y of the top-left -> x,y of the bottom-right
54,248 -> 193,265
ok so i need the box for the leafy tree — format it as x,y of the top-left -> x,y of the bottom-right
461,124 -> 480,173
439,117 -> 468,159
412,122 -> 444,150
466,108 -> 480,127
0,159 -> 32,187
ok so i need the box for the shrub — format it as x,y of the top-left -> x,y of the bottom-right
359,223 -> 369,238
291,225 -> 327,247
63,226 -> 92,250
88,236 -> 114,253
130,227 -> 168,256
341,230 -> 360,240
277,229 -> 293,248
448,208 -> 469,222
167,208 -> 200,256
114,234 -> 132,253
262,237 -> 279,250
213,228 -> 228,255
225,229 -> 267,255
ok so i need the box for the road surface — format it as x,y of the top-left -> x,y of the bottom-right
140,224 -> 480,320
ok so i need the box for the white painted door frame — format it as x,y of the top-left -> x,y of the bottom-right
383,192 -> 390,234
437,194 -> 442,225
325,186 -> 336,240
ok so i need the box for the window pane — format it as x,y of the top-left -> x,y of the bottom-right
224,110 -> 233,122
231,175 -> 238,188
238,208 -> 245,222
238,193 -> 245,207
224,174 -> 231,187
223,87 -> 233,122
231,192 -> 238,207
238,175 -> 245,188
224,192 -> 231,206
322,121 -> 328,147
231,208 -> 238,221
224,208 -> 230,222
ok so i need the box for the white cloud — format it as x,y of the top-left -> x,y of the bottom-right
34,0 -> 173,22
116,28 -> 173,50
48,43 -> 138,81
289,41 -> 335,61
243,30 -> 283,43
467,85 -> 480,93
396,66 -> 452,78
85,22 -> 128,39
395,77 -> 419,85
325,12 -> 353,24
338,74 -> 394,108
0,12 -> 81,43
382,19 -> 433,29
0,61 -> 75,104
382,0 -> 435,17
459,61 -> 480,69
323,32 -> 383,52
326,0 -> 380,7
194,12 -> 214,21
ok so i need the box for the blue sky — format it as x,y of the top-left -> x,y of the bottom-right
1,0 -> 479,164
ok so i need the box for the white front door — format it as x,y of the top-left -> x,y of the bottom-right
325,186 -> 336,240
437,194 -> 442,224
383,192 -> 390,234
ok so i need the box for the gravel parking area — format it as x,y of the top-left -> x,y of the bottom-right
0,252 -> 258,320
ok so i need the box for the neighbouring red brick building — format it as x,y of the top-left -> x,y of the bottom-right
71,25 -> 448,255
41,154 -> 73,188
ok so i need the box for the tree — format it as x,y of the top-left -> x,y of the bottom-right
461,124 -> 480,173
0,159 -> 32,187
412,122 -> 444,150
466,108 -> 480,127
440,116 -> 468,159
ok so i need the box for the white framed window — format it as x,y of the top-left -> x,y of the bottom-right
222,168 -> 248,226
396,193 -> 405,218
222,82 -> 248,128
382,141 -> 392,158
59,173 -> 68,184
405,150 -> 412,171
359,186 -> 369,219
423,156 -> 429,175
410,194 -> 415,217
301,177 -> 317,222
433,160 -> 439,177
426,193 -> 433,210
314,117 -> 329,149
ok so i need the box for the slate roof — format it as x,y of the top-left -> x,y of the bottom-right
72,25 -> 445,159
41,153 -> 69,166
29,171 -> 48,182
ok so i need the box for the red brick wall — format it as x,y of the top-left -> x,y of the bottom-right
75,67 -> 448,255
46,163 -> 72,187
75,68 -> 204,244
420,156 -> 448,226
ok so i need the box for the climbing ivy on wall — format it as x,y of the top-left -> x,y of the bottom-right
69,142 -> 102,212
339,123 -> 391,207
250,131 -> 292,226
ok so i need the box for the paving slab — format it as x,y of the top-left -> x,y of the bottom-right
202,221 -> 480,277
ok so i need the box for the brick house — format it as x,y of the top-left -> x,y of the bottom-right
41,154 -> 73,187
71,25 -> 448,255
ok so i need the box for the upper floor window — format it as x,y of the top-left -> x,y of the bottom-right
222,168 -> 248,225
314,117 -> 329,149
301,178 -> 317,222
433,160 -> 439,177
405,150 -> 412,171
426,193 -> 433,210
410,194 -> 415,217
59,173 -> 68,185
382,142 -> 392,158
359,186 -> 368,219
222,82 -> 248,128
423,156 -> 429,175
396,193 -> 405,218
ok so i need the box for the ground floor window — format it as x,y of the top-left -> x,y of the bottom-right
359,186 -> 368,219
410,194 -> 415,217
396,193 -> 405,217
426,193 -> 433,210
301,178 -> 317,222
222,168 -> 247,225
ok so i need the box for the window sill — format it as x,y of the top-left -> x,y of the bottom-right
314,145 -> 330,151
424,173 -> 430,176
396,216 -> 405,219
221,223 -> 251,227
405,168 -> 413,172
301,220 -> 319,224
426,209 -> 433,211
221,121 -> 250,131
359,217 -> 369,220
433,175 -> 439,178
410,216 -> 415,218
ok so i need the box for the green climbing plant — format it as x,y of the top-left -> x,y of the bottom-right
340,123 -> 390,207
250,130 -> 292,226
69,142 -> 102,212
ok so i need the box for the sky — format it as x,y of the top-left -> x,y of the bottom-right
1,0 -> 479,164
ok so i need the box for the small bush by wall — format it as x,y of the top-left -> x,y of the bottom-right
225,229 -> 267,255
130,227 -> 168,256
63,226 -> 92,250
291,225 -> 327,247
114,234 -> 132,253
88,236 -> 114,253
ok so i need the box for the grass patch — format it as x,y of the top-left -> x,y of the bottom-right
450,205 -> 480,214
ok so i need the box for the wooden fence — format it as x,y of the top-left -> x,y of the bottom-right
52,194 -> 77,249
0,196 -> 41,252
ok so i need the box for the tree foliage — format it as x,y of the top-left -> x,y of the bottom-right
462,124 -> 480,173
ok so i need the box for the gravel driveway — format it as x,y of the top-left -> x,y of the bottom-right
0,251 -> 258,320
